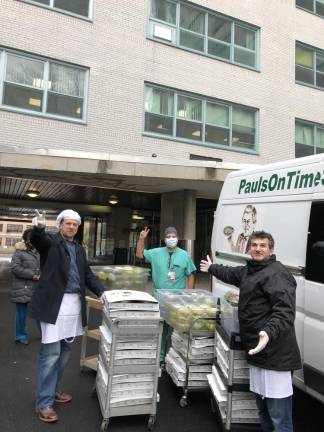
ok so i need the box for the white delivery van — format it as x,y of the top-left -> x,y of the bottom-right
211,153 -> 324,404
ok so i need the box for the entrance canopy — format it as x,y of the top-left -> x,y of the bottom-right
0,148 -> 256,214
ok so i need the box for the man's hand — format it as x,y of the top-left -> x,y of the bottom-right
200,255 -> 212,272
139,226 -> 150,239
136,226 -> 149,259
32,274 -> 40,281
32,210 -> 46,228
248,331 -> 269,355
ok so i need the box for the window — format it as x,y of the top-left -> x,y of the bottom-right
0,224 -> 3,232
144,87 -> 174,135
149,0 -> 258,69
295,120 -> 324,157
0,49 -> 88,121
5,238 -> 20,247
6,224 -> 23,233
296,0 -> 324,18
144,84 -> 258,151
20,0 -> 92,19
296,42 -> 324,89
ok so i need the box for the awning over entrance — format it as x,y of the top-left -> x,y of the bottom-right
0,148 -> 257,202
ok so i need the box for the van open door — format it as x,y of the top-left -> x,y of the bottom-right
303,202 -> 324,402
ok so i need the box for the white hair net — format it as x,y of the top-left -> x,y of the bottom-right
55,209 -> 81,229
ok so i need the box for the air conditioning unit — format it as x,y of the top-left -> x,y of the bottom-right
153,24 -> 172,41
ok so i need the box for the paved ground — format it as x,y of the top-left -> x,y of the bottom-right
0,277 -> 322,432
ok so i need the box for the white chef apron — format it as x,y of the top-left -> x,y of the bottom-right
41,293 -> 84,344
250,366 -> 293,398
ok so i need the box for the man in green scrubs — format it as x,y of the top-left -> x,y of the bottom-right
136,226 -> 196,363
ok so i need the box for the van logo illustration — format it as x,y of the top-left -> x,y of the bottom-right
223,205 -> 257,254
238,169 -> 324,194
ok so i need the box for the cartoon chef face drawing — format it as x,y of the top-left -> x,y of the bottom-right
223,205 -> 257,254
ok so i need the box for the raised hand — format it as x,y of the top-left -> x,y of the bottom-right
32,209 -> 46,228
200,255 -> 212,272
248,331 -> 269,355
139,226 -> 150,239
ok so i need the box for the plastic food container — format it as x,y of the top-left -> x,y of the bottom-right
157,289 -> 219,332
91,265 -> 150,291
220,296 -> 239,335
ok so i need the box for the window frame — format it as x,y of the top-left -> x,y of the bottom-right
17,0 -> 93,21
147,0 -> 260,71
296,41 -> 324,91
296,0 -> 324,20
6,224 -> 24,233
143,83 -> 259,154
0,48 -> 89,123
5,237 -> 20,247
295,118 -> 324,157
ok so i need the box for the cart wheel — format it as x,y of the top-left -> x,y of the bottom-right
100,419 -> 109,432
91,385 -> 97,398
147,415 -> 156,431
179,396 -> 188,408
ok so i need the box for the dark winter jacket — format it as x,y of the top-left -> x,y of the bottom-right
209,255 -> 301,371
10,242 -> 40,303
29,226 -> 104,326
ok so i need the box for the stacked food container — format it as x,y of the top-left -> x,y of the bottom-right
158,289 -> 219,407
96,290 -> 163,432
91,265 -> 151,291
208,323 -> 259,430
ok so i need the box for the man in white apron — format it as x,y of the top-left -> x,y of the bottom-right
29,209 -> 105,423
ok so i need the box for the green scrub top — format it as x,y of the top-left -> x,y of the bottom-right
143,247 -> 196,297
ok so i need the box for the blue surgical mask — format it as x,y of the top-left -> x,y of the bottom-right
165,237 -> 178,248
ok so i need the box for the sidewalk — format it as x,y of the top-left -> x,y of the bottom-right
0,279 -> 321,431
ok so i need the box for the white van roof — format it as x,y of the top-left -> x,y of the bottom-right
227,154 -> 324,179
222,154 -> 324,200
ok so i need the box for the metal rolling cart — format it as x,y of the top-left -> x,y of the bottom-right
80,296 -> 102,372
209,323 -> 259,431
95,314 -> 163,432
165,316 -> 217,408
180,317 -> 218,407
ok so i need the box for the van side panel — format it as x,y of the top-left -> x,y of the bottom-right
213,200 -> 310,267
212,155 -> 324,403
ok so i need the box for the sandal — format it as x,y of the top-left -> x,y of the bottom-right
36,406 -> 58,423
55,391 -> 72,404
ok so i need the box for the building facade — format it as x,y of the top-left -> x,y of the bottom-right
0,0 -> 324,261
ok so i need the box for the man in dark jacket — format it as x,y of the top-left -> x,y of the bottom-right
29,209 -> 104,424
200,231 -> 301,432
10,228 -> 40,345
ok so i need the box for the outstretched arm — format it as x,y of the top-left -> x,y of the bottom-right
136,226 -> 150,259
200,255 -> 244,288
30,210 -> 52,253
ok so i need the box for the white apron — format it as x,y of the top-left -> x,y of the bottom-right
41,293 -> 84,344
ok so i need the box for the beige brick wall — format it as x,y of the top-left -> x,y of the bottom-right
0,0 -> 324,165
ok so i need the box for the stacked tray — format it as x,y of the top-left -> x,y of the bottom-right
166,347 -> 212,387
208,327 -> 259,425
165,327 -> 215,388
97,290 -> 161,409
208,366 -> 259,423
215,331 -> 249,382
